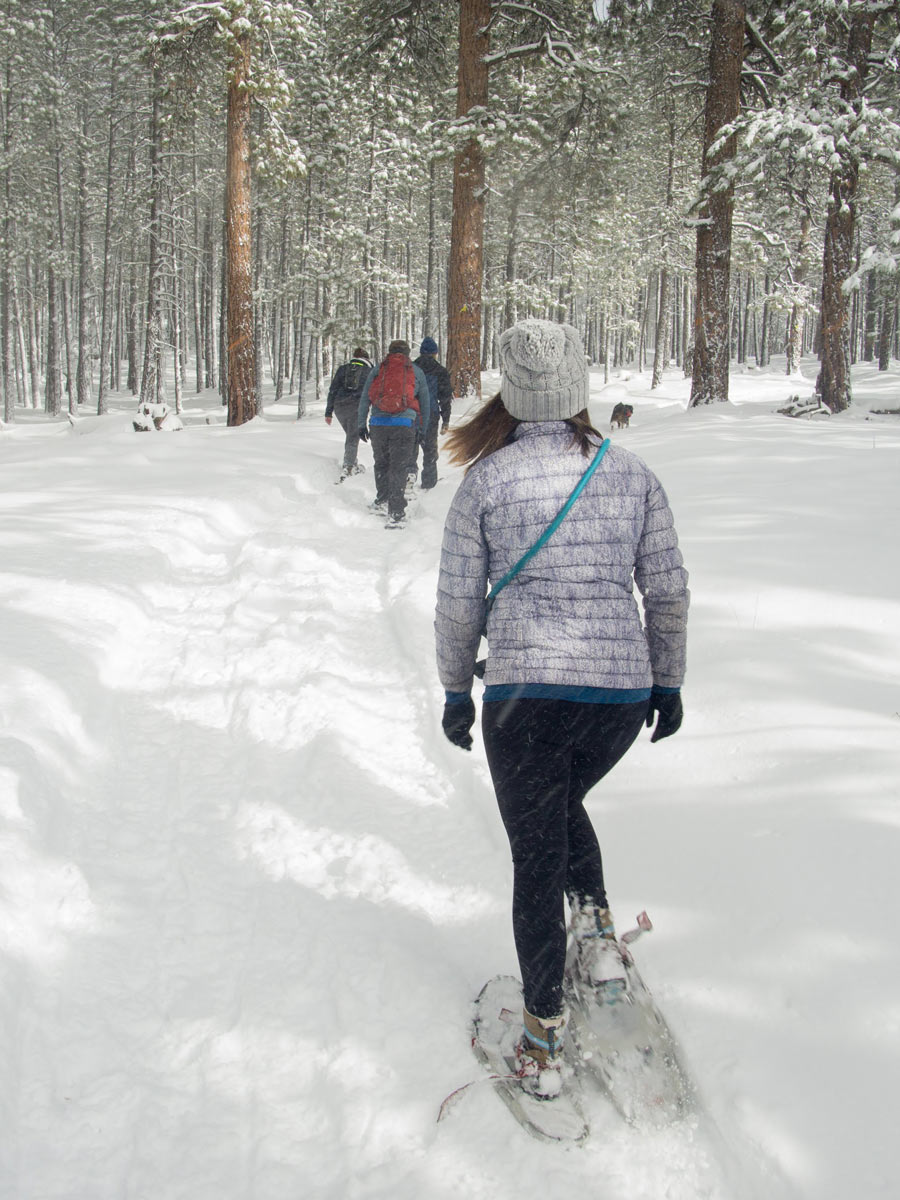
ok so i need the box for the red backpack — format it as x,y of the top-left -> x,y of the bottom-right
371,353 -> 418,416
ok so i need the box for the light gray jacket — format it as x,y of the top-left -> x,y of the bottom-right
435,422 -> 689,697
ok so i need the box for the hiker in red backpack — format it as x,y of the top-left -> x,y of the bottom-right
357,340 -> 431,529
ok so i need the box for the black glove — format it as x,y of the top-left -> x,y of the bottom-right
358,426 -> 369,443
442,697 -> 476,751
646,691 -> 683,743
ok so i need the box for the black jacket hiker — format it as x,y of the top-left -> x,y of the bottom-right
326,354 -> 372,474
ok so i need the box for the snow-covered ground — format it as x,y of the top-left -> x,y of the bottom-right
1,357 -> 898,1200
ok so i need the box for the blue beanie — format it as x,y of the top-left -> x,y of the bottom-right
420,337 -> 439,355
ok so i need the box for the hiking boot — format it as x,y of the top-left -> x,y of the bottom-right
516,1008 -> 567,1099
368,499 -> 387,513
570,904 -> 628,999
384,513 -> 407,530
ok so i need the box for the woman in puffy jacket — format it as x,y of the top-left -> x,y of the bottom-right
434,318 -> 689,1100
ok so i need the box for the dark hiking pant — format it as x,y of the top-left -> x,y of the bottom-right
408,417 -> 439,489
482,697 -> 649,1019
370,424 -> 417,518
333,400 -> 361,470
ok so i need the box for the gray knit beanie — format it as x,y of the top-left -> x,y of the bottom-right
498,319 -> 589,421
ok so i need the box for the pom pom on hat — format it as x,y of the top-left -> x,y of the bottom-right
498,319 -> 589,422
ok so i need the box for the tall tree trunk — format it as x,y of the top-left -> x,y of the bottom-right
113,260 -> 123,391
879,293 -> 896,371
46,265 -> 62,415
881,179 -> 900,371
140,69 -> 164,407
447,0 -> 490,402
758,273 -> 771,367
53,140 -> 76,413
424,157 -> 439,338
203,210 -> 217,389
76,108 -> 91,409
253,198 -> 264,405
360,109 -> 380,356
1,46 -> 11,422
225,31 -> 257,426
815,7 -> 875,412
682,277 -> 691,373
786,212 -> 811,374
503,191 -> 520,333
652,268 -> 670,388
652,119 -> 677,389
127,262 -> 139,394
98,81 -> 116,415
863,270 -> 878,362
274,201 -> 289,401
192,142 -> 204,393
11,272 -> 28,407
24,253 -> 40,404
690,0 -> 745,407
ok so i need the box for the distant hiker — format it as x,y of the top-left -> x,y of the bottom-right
325,347 -> 373,481
434,318 -> 689,1102
410,337 -> 453,490
358,340 -> 430,529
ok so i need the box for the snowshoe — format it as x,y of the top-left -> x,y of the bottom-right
468,976 -> 589,1144
564,911 -> 693,1127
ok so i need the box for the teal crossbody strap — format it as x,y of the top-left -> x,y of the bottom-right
484,437 -> 611,618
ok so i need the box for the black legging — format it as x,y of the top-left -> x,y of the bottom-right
482,697 -> 648,1019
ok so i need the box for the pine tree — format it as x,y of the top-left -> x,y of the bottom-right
690,0 -> 746,407
447,0 -> 490,401
157,1 -> 311,426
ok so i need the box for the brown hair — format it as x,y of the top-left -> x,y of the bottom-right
445,392 -> 605,470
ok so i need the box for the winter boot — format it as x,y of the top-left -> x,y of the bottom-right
516,1008 -> 567,1099
368,498 -> 388,514
570,903 -> 628,1001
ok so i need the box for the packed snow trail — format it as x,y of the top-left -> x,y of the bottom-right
0,407 -> 741,1200
3,367 -> 899,1199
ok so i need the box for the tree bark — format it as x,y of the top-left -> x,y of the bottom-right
814,7 -> 875,412
424,157 -> 439,338
447,0 -> 490,402
786,212 -> 810,374
1,47 -> 11,422
23,253 -> 40,405
192,142 -> 204,393
140,70 -> 164,407
653,120 -> 677,389
98,81 -> 116,415
76,108 -> 91,410
46,265 -> 62,415
225,31 -> 258,426
690,0 -> 745,407
53,138 -> 76,413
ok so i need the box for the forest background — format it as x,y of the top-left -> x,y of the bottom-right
0,0 -> 899,429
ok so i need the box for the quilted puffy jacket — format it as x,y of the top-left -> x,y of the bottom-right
435,422 -> 689,697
